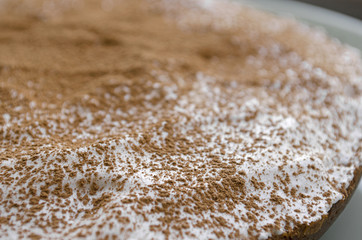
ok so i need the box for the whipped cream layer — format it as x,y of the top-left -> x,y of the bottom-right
0,0 -> 361,239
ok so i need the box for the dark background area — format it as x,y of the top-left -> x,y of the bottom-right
293,0 -> 362,20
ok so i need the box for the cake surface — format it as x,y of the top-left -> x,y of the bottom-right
0,0 -> 361,239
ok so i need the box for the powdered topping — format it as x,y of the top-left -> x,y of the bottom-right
0,0 -> 361,239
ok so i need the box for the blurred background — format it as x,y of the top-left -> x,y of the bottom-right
294,0 -> 362,19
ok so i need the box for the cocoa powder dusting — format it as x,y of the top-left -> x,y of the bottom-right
0,0 -> 362,239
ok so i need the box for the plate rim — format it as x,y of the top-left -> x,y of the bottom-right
238,0 -> 362,51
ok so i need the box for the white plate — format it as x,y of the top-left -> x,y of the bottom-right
239,0 -> 362,50
237,1 -> 362,239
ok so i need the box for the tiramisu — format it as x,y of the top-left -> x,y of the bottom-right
0,0 -> 361,239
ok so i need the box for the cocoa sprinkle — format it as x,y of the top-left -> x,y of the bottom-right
0,0 -> 361,239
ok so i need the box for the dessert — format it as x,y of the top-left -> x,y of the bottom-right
0,0 -> 361,239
